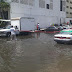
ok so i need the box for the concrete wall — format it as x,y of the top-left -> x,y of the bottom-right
9,0 -> 66,28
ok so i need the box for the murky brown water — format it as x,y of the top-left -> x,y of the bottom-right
0,33 -> 72,72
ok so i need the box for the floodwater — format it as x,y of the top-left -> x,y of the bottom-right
0,33 -> 72,72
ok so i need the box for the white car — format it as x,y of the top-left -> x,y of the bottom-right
63,25 -> 70,29
54,29 -> 72,44
0,25 -> 19,37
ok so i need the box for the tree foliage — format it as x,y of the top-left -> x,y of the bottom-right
0,0 -> 10,19
0,0 -> 10,27
0,1 -> 10,11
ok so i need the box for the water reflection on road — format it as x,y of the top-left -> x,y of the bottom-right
0,33 -> 72,72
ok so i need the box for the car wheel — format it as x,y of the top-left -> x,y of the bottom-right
6,32 -> 11,37
57,42 -> 61,44
57,42 -> 64,44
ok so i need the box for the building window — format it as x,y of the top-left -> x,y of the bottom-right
66,12 -> 69,14
67,0 -> 69,2
62,1 -> 66,11
20,0 -> 28,5
46,4 -> 49,9
62,7 -> 65,11
20,0 -> 34,6
50,0 -> 53,2
29,0 -> 34,6
50,0 -> 53,10
60,0 -> 62,11
49,3 -> 53,9
70,1 -> 72,4
70,12 -> 72,14
39,0 -> 45,8
66,6 -> 69,8
11,0 -> 19,3
70,7 -> 72,9
60,0 -> 66,12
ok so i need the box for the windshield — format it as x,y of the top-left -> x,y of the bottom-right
60,32 -> 72,35
5,25 -> 11,29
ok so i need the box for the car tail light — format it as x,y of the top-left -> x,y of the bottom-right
55,36 -> 71,39
60,37 -> 66,39
66,37 -> 70,39
55,37 -> 60,38
70,28 -> 72,29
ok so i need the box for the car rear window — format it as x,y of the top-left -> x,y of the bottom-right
49,27 -> 56,29
60,32 -> 72,35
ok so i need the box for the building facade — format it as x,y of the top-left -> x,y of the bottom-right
4,0 -> 66,28
66,0 -> 72,18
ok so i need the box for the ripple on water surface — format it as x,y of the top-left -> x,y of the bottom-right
0,33 -> 72,72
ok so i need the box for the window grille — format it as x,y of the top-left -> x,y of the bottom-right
62,1 -> 65,6
50,0 -> 53,2
62,1 -> 66,12
50,3 -> 53,9
60,0 -> 66,12
39,0 -> 45,8
29,0 -> 34,6
50,0 -> 53,10
20,0 -> 28,5
11,0 -> 19,3
62,6 -> 65,11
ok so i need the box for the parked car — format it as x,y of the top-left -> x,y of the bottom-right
63,25 -> 70,29
0,25 -> 19,37
58,26 -> 63,30
0,28 -> 3,29
45,26 -> 60,31
54,29 -> 72,44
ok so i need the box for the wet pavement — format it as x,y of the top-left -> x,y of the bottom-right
0,33 -> 72,72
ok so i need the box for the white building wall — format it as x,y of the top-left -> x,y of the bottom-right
9,0 -> 66,28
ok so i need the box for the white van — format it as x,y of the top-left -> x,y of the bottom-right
0,17 -> 35,37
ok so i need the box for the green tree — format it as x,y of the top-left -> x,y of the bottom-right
0,0 -> 10,19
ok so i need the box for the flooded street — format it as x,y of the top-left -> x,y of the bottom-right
0,33 -> 72,72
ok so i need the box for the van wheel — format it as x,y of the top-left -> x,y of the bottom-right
6,32 -> 11,37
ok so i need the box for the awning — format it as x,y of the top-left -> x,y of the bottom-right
0,19 -> 11,22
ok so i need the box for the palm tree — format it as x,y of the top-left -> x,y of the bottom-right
0,0 -> 10,27
0,0 -> 10,19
